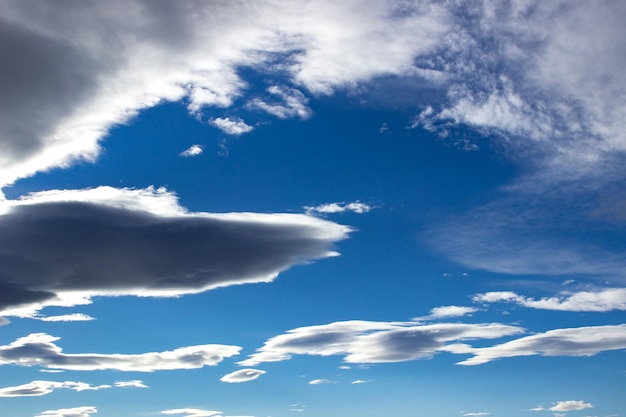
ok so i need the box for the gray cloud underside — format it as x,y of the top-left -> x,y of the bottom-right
0,190 -> 349,314
239,320 -> 626,367
0,333 -> 241,372
1,1 -> 624,189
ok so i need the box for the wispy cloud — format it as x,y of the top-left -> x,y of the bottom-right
415,305 -> 478,321
247,86 -> 312,120
549,401 -> 593,412
473,288 -> 626,312
34,406 -> 97,417
458,324 -> 626,366
209,117 -> 254,135
238,320 -> 522,366
308,379 -> 334,385
0,379 -> 146,397
220,369 -> 266,383
463,413 -> 490,416
0,186 -> 350,316
160,409 -> 253,417
180,145 -> 204,157
304,202 -> 373,215
0,333 -> 240,372
351,379 -> 367,384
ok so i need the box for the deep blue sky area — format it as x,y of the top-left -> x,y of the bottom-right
1,2 -> 625,417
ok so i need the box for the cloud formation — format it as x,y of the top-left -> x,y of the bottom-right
0,379 -> 146,397
220,369 -> 266,383
304,202 -> 373,215
161,409 -> 252,417
238,320 -> 522,366
0,186 -> 350,316
458,324 -> 626,365
473,288 -> 626,312
308,379 -> 334,385
180,145 -> 204,157
34,406 -> 97,417
415,305 -> 478,321
209,117 -> 254,136
549,401 -> 593,412
0,333 -> 240,372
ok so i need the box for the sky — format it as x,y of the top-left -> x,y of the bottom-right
0,1 -> 625,416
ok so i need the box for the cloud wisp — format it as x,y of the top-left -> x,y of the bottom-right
209,117 -> 254,136
473,288 -> 626,312
180,145 -> 204,157
304,202 -> 373,215
0,333 -> 240,372
161,409 -> 253,417
0,379 -> 146,397
220,369 -> 266,383
0,186 -> 350,316
34,406 -> 97,417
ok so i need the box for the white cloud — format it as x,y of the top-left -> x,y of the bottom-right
247,86 -> 312,120
549,401 -> 593,412
463,413 -> 490,416
0,186 -> 350,316
238,320 -> 522,366
473,288 -> 626,312
305,202 -> 373,215
308,379 -> 333,385
0,379 -> 146,397
415,305 -> 478,321
0,333 -> 241,372
209,117 -> 254,135
220,369 -> 266,383
351,379 -> 367,384
37,314 -> 95,322
458,324 -> 626,366
34,406 -> 97,417
180,145 -> 204,157
161,409 -> 253,417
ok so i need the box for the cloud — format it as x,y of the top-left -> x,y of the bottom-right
220,369 -> 266,383
0,333 -> 241,372
35,313 -> 95,322
463,413 -> 490,416
0,186 -> 350,316
0,0 -> 448,188
0,379 -> 146,397
180,145 -> 204,157
473,288 -> 626,312
247,86 -> 312,120
209,117 -> 254,135
549,401 -> 593,412
161,409 -> 252,417
304,202 -> 373,215
238,320 -> 522,366
351,379 -> 367,384
308,379 -> 333,385
458,324 -> 626,366
415,305 -> 478,321
34,406 -> 97,417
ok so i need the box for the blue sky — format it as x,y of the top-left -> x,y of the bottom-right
1,1 -> 625,417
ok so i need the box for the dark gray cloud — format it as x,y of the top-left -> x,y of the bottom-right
0,333 -> 241,372
0,187 -> 350,315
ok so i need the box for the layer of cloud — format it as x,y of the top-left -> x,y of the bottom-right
161,409 -> 252,417
473,288 -> 626,312
0,333 -> 240,372
220,369 -> 266,383
0,186 -> 350,316
0,379 -> 146,397
458,324 -> 626,365
209,117 -> 254,136
238,320 -> 523,366
304,202 -> 373,215
34,406 -> 97,417
180,145 -> 204,157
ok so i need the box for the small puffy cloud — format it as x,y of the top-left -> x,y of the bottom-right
220,369 -> 266,383
209,117 -> 254,135
549,401 -> 593,412
238,320 -> 522,366
180,145 -> 204,157
34,406 -> 97,417
305,202 -> 373,215
473,288 -> 626,312
351,379 -> 367,384
0,186 -> 350,316
308,379 -> 333,385
0,333 -> 241,372
161,409 -> 253,417
415,305 -> 478,321
458,324 -> 626,365
247,86 -> 312,120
